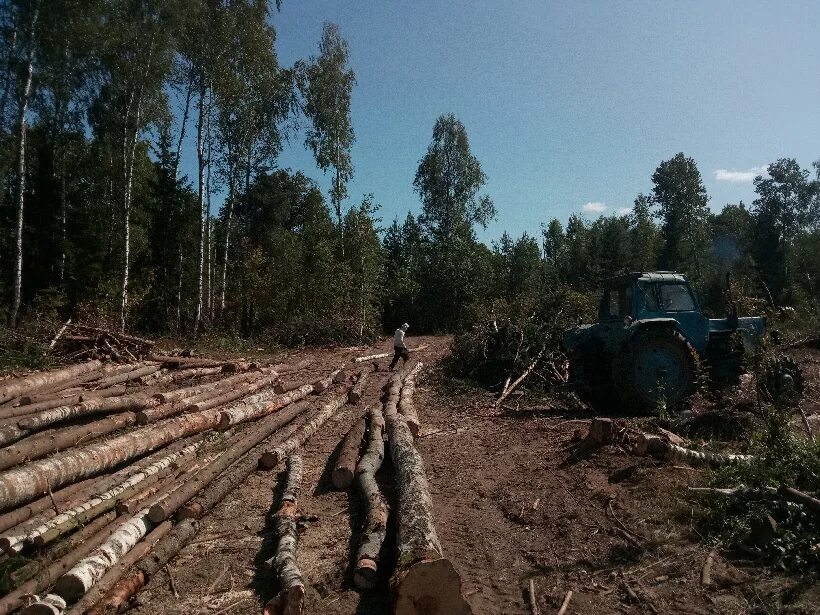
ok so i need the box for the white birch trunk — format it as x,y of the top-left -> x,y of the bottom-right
9,7 -> 38,327
193,82 -> 206,333
217,383 -> 312,430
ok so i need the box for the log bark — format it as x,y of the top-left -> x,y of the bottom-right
147,400 -> 311,523
0,409 -> 222,511
348,364 -> 374,404
354,345 -> 429,363
186,373 -> 277,412
146,355 -> 224,368
48,320 -> 72,351
311,369 -> 341,394
91,364 -> 160,389
147,366 -> 222,387
153,370 -> 263,404
18,593 -> 66,614
177,406 -> 311,520
398,364 -> 422,438
274,381 -> 301,395
633,434 -> 753,466
386,383 -> 472,614
4,385 -> 128,420
353,407 -> 388,590
216,384 -> 313,431
67,520 -> 172,615
778,486 -> 820,513
0,512 -> 123,615
332,415 -> 366,490
0,442 -> 200,552
0,476 -> 99,534
0,361 -> 102,400
8,512 -> 116,590
263,455 -> 305,615
259,388 -> 350,469
0,411 -> 137,472
15,394 -> 158,434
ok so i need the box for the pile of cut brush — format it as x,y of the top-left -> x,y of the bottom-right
46,320 -> 155,361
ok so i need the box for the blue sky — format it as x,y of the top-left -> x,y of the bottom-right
218,1 -> 820,243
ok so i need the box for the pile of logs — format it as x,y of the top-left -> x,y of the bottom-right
47,321 -> 156,361
0,351 -> 350,614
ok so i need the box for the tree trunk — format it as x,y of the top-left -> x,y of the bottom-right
0,360 -> 102,400
0,476 -> 99,534
259,387 -> 350,469
15,393 -> 158,434
398,364 -> 422,438
92,364 -> 161,389
353,407 -> 388,590
193,82 -> 207,334
348,364 -> 374,404
332,415 -> 366,489
13,385 -> 127,414
172,69 -> 194,181
633,434 -> 752,466
219,179 -> 235,315
9,6 -> 38,328
263,455 -> 305,615
216,383 -> 313,430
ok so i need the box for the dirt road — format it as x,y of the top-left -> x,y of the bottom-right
132,335 -> 819,614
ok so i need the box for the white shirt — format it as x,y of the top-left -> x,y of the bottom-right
394,328 -> 406,348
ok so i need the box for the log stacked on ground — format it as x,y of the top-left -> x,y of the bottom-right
1,385 -> 128,420
259,386 -> 350,469
634,434 -> 753,466
16,393 -> 158,434
398,362 -> 422,438
348,364 -> 374,404
385,364 -> 472,614
217,383 -> 314,430
332,414 -> 367,489
264,455 -> 305,615
0,361 -> 103,402
353,406 -> 389,590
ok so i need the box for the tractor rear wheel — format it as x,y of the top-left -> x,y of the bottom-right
615,328 -> 697,414
569,341 -> 617,412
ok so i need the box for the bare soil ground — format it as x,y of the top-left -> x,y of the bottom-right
132,336 -> 820,615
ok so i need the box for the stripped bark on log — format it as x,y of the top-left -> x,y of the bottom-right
16,394 -> 157,433
2,385 -> 128,420
67,520 -> 173,615
0,361 -> 103,400
398,363 -> 422,438
0,409 -> 222,511
332,415 -> 366,490
385,366 -> 472,614
259,388 -> 350,469
90,364 -> 160,389
348,364 -> 374,404
147,366 -> 223,387
217,383 -> 313,430
186,373 -> 277,412
0,412 -> 138,472
0,512 -> 124,615
633,434 -> 753,466
148,401 -> 311,523
0,442 -> 200,553
353,407 -> 388,590
264,455 -> 305,615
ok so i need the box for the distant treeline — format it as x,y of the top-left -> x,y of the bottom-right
0,2 -> 818,344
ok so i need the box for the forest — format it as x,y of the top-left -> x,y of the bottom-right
1,0 -> 819,349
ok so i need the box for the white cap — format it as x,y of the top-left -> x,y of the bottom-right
402,323 -> 410,329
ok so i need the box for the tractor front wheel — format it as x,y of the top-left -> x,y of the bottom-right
614,328 -> 697,414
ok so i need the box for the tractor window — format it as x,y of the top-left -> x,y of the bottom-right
658,284 -> 696,311
638,283 -> 660,311
604,287 -> 632,319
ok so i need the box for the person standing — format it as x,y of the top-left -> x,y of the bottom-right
389,323 -> 410,370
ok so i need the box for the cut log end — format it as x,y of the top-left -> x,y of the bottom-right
259,451 -> 280,470
54,573 -> 88,602
354,558 -> 378,590
393,558 -> 473,615
177,501 -> 204,520
263,585 -> 305,615
348,390 -> 362,404
148,503 -> 169,524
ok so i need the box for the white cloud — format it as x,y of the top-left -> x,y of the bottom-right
582,201 -> 607,213
618,207 -> 632,216
713,166 -> 767,183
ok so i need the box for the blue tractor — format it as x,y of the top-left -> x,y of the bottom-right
562,272 -> 768,413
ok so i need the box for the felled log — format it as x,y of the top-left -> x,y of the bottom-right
332,415 -> 367,490
71,326 -> 155,349
178,405 -> 311,520
263,455 -> 305,615
311,369 -> 341,394
90,364 -> 160,388
18,593 -> 66,614
634,434 -> 753,466
146,366 -> 223,387
398,363 -> 422,438
15,394 -> 157,435
186,373 -> 277,412
0,411 -> 137,472
0,512 -> 123,615
216,383 -> 313,430
0,476 -> 99,534
91,518 -> 199,615
146,355 -> 225,368
55,507 -> 156,601
0,442 -> 200,552
148,400 -> 311,523
0,422 -> 32,448
0,408 -> 222,511
2,385 -> 128,420
779,486 -> 820,513
353,407 -> 389,590
67,519 -> 173,615
354,345 -> 429,363
348,364 -> 374,404
274,381 -> 302,395
258,388 -> 350,469
48,319 -> 72,350
0,361 -> 103,401
386,387 -> 472,614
